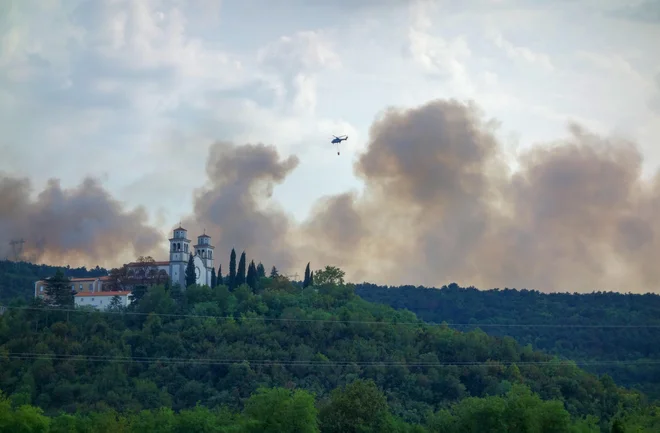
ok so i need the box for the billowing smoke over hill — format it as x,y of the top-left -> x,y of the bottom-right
182,141 -> 300,273
299,100 -> 660,292
0,175 -> 162,267
188,99 -> 660,292
3,98 -> 659,293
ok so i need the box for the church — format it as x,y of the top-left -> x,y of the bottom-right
126,225 -> 216,288
34,225 -> 216,303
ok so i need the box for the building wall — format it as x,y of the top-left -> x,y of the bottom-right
75,293 -> 132,310
35,277 -> 104,298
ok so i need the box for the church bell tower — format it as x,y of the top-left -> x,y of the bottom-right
194,231 -> 214,285
169,224 -> 190,288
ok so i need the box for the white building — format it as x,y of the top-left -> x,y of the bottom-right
34,225 -> 216,303
125,225 -> 215,288
75,291 -> 133,310
34,276 -> 110,298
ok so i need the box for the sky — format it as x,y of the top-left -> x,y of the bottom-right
1,0 -> 659,293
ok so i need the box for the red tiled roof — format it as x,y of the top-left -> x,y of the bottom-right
126,261 -> 169,267
70,277 -> 100,282
75,291 -> 132,297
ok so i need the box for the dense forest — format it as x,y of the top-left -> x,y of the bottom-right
1,265 -> 660,432
355,283 -> 660,400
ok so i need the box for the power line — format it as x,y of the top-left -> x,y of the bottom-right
5,305 -> 660,329
4,352 -> 660,367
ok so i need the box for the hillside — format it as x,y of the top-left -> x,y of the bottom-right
355,283 -> 660,400
0,260 -> 108,303
1,271 -> 659,432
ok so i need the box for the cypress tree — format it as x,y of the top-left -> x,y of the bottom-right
217,265 -> 223,286
247,260 -> 258,290
211,267 -> 217,288
303,262 -> 311,288
229,248 -> 237,290
236,251 -> 247,286
44,269 -> 74,308
185,254 -> 196,287
309,270 -> 314,286
256,262 -> 266,278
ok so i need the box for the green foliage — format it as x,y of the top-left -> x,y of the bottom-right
185,255 -> 196,288
313,266 -> 345,286
256,263 -> 266,279
217,265 -> 223,286
44,270 -> 73,308
5,263 -> 660,432
229,249 -> 237,290
211,267 -> 217,289
303,263 -> 311,288
319,379 -> 389,433
355,283 -> 660,400
246,261 -> 258,291
244,387 -> 319,433
270,266 -> 279,278
236,252 -> 246,287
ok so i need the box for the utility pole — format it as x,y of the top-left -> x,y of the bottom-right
9,239 -> 25,262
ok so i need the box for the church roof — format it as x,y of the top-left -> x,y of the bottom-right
174,225 -> 186,231
126,261 -> 170,267
198,234 -> 211,238
76,291 -> 132,297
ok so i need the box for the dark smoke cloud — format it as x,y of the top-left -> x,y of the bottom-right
295,99 -> 660,293
0,175 -> 162,267
7,97 -> 659,293
183,141 -> 300,273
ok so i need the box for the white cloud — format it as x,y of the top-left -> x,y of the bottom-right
1,0 -> 659,234
487,30 -> 554,71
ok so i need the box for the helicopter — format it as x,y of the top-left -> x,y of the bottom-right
330,135 -> 348,155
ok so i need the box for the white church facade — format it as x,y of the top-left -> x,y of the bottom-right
126,225 -> 216,288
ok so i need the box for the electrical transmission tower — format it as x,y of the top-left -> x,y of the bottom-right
9,239 -> 25,262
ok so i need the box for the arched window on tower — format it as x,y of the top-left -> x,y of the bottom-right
184,244 -> 188,253
209,251 -> 212,259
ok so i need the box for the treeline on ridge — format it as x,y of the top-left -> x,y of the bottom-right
355,283 -> 660,401
2,267 -> 660,432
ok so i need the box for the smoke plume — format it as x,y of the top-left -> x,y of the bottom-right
6,97 -> 660,293
183,141 -> 300,273
0,175 -> 162,267
297,99 -> 660,292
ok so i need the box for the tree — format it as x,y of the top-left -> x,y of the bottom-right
270,266 -> 279,278
309,271 -> 314,287
244,387 -> 319,433
303,263 -> 311,288
611,418 -> 625,433
313,266 -> 345,286
211,267 -> 217,288
319,379 -> 388,433
229,249 -> 237,290
247,260 -> 258,290
133,256 -> 158,285
185,254 -> 196,288
44,269 -> 74,308
108,295 -> 123,312
237,251 -> 247,287
257,262 -> 266,278
106,265 -> 129,291
130,285 -> 148,304
217,265 -> 223,286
